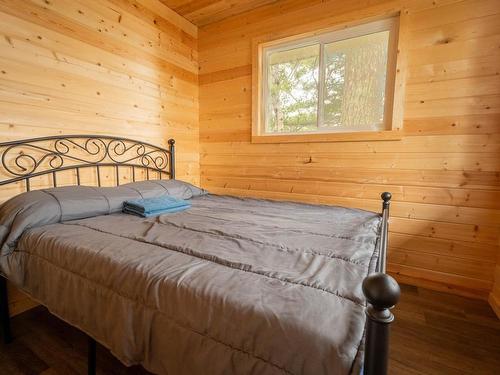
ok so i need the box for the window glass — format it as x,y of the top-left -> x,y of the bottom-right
265,44 -> 320,133
261,18 -> 396,135
322,31 -> 389,130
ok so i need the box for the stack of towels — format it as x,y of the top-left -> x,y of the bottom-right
123,196 -> 191,217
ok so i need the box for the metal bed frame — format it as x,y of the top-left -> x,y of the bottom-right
0,135 -> 399,375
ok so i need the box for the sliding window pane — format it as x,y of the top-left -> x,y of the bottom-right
322,31 -> 389,130
265,44 -> 320,133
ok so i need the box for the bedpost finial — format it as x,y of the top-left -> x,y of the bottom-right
363,273 -> 400,314
168,138 -> 175,146
363,272 -> 399,374
381,192 -> 391,209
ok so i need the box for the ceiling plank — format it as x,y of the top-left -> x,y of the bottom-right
160,0 -> 281,26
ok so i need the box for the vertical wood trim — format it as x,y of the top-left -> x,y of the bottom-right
391,8 -> 409,131
490,243 -> 500,319
317,43 -> 325,128
251,38 -> 263,137
489,292 -> 500,319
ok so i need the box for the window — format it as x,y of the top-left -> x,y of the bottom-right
253,17 -> 401,142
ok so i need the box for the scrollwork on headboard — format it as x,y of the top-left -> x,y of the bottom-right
0,135 -> 175,191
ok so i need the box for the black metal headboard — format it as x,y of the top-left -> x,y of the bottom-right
0,135 -> 176,191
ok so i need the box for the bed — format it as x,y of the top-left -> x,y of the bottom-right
0,135 -> 400,375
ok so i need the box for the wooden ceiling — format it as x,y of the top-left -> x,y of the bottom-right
160,0 -> 279,26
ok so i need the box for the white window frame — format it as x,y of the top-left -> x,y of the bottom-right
252,15 -> 404,143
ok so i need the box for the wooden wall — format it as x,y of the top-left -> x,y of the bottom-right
198,0 -> 500,300
0,0 -> 199,196
0,0 -> 199,314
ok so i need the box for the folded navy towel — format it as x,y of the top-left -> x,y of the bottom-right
124,196 -> 190,214
123,204 -> 190,218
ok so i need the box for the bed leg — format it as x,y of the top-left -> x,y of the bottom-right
88,336 -> 97,375
0,276 -> 12,344
362,273 -> 400,375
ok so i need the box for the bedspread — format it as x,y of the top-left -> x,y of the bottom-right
1,191 -> 381,375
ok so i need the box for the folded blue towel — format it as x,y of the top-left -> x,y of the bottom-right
124,196 -> 190,214
123,204 -> 190,218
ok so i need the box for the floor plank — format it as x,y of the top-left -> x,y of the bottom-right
0,284 -> 499,374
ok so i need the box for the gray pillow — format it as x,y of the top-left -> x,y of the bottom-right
0,180 -> 208,255
121,180 -> 208,200
150,179 -> 208,199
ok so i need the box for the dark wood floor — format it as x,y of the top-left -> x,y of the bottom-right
1,284 -> 499,374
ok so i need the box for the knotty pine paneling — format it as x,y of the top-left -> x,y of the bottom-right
198,0 -> 500,301
0,0 -> 199,197
0,0 -> 199,315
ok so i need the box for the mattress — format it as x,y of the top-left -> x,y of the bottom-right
0,183 -> 381,375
